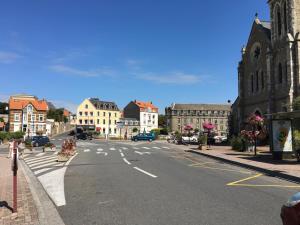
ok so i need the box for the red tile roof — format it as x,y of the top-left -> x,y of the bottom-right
9,97 -> 48,111
134,100 -> 158,112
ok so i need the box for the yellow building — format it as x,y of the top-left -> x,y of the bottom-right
76,98 -> 121,136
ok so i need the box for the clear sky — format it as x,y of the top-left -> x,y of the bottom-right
0,0 -> 270,113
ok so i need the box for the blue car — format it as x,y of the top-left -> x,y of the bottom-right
132,133 -> 155,142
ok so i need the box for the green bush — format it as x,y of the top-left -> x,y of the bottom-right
199,134 -> 207,145
132,127 -> 138,133
151,129 -> 161,137
10,131 -> 25,140
0,132 -> 8,141
293,130 -> 300,151
230,136 -> 245,152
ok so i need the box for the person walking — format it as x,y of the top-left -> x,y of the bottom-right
7,139 -> 14,158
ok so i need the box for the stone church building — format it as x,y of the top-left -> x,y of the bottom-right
235,0 -> 300,132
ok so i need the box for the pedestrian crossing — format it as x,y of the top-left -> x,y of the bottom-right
23,152 -> 65,175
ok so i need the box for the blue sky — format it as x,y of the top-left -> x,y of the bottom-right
0,0 -> 269,113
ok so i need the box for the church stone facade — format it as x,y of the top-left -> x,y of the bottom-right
236,0 -> 300,131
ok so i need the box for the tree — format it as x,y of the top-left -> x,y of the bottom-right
47,108 -> 67,122
132,127 -> 138,133
0,102 -> 9,114
0,117 -> 4,123
158,114 -> 167,128
293,96 -> 300,110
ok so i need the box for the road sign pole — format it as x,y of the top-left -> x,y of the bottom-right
12,141 -> 18,213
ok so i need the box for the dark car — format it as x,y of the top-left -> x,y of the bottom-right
132,133 -> 155,142
31,136 -> 50,147
76,132 -> 87,140
68,130 -> 76,136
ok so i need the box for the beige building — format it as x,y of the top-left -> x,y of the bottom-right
165,103 -> 231,135
237,0 -> 300,129
76,98 -> 121,136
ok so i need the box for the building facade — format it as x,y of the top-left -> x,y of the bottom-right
165,103 -> 231,135
237,0 -> 300,129
9,95 -> 48,136
123,100 -> 158,133
76,98 -> 121,136
118,118 -> 140,139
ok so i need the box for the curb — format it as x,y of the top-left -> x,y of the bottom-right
19,160 -> 65,225
188,149 -> 300,184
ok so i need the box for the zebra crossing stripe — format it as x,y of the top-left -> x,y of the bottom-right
110,148 -> 116,151
133,147 -> 139,150
84,149 -> 90,152
97,148 -> 103,151
162,147 -> 170,149
36,153 -> 46,157
27,157 -> 56,166
142,147 -> 150,150
34,168 -> 52,175
53,152 -> 58,155
122,147 -> 128,150
30,161 -> 59,170
152,147 -> 161,149
25,155 -> 57,163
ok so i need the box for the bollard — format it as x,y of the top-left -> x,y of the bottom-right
12,140 -> 18,213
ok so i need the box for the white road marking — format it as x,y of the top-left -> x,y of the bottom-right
34,167 -> 52,175
122,147 -> 128,150
123,158 -> 131,165
84,149 -> 90,152
120,153 -> 124,157
133,147 -> 139,150
109,147 -> 116,151
53,152 -> 58,155
51,139 -> 56,141
58,139 -> 62,141
134,167 -> 157,178
30,161 -> 59,170
36,153 -> 46,157
25,155 -> 57,163
27,157 -> 57,166
162,147 -> 170,149
118,149 -> 122,153
152,147 -> 161,149
96,152 -> 108,156
97,148 -> 103,151
134,151 -> 151,155
142,147 -> 150,150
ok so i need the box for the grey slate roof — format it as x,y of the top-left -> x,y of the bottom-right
89,98 -> 119,111
168,103 -> 231,111
260,21 -> 271,39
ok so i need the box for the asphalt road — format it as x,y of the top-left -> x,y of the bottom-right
47,135 -> 300,225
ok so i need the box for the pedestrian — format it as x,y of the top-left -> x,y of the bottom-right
18,140 -> 25,159
7,139 -> 14,158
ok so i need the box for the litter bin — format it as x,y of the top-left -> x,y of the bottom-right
281,192 -> 300,225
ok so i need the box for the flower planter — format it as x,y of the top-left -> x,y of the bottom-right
57,153 -> 70,162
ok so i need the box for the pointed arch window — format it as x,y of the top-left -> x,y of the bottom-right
284,1 -> 288,32
277,6 -> 282,36
251,74 -> 254,93
285,61 -> 288,83
278,63 -> 283,84
255,71 -> 259,91
261,71 -> 264,90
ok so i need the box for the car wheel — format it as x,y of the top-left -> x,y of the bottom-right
149,139 -> 153,142
35,143 -> 39,147
134,139 -> 138,142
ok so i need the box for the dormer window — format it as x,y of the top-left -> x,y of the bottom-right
27,105 -> 33,112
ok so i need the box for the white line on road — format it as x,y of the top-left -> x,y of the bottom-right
109,148 -> 116,151
96,152 -> 108,156
118,149 -> 122,153
133,147 -> 139,150
152,147 -> 161,149
84,149 -> 90,152
30,161 -> 59,170
142,147 -> 150,150
25,155 -> 57,163
34,167 -> 52,175
27,157 -> 57,166
58,139 -> 62,141
120,153 -> 124,157
97,148 -> 103,151
123,158 -> 131,165
53,152 -> 58,155
51,139 -> 56,141
162,147 -> 170,149
36,153 -> 46,157
134,151 -> 151,155
134,151 -> 143,155
133,167 -> 157,178
122,147 -> 128,150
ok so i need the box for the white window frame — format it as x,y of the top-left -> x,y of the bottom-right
14,113 -> 20,122
38,114 -> 44,122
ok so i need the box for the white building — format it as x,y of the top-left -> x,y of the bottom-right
123,100 -> 158,133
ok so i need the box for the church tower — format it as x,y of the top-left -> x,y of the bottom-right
268,0 -> 300,111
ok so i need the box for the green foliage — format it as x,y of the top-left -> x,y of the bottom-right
293,96 -> 300,110
158,114 -> 167,128
230,136 -> 245,152
194,128 -> 199,134
47,108 -> 67,122
151,129 -> 160,137
160,128 -> 168,135
0,102 -> 9,114
198,134 -> 207,145
293,130 -> 300,151
0,131 -> 25,141
132,127 -> 138,133
0,117 -> 4,122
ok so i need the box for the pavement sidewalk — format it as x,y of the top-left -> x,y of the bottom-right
0,155 -> 39,225
182,144 -> 300,183
164,141 -> 300,183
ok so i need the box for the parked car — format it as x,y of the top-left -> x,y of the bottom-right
132,133 -> 155,142
31,136 -> 50,147
76,132 -> 88,140
68,130 -> 75,136
214,135 -> 227,143
182,135 -> 198,144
